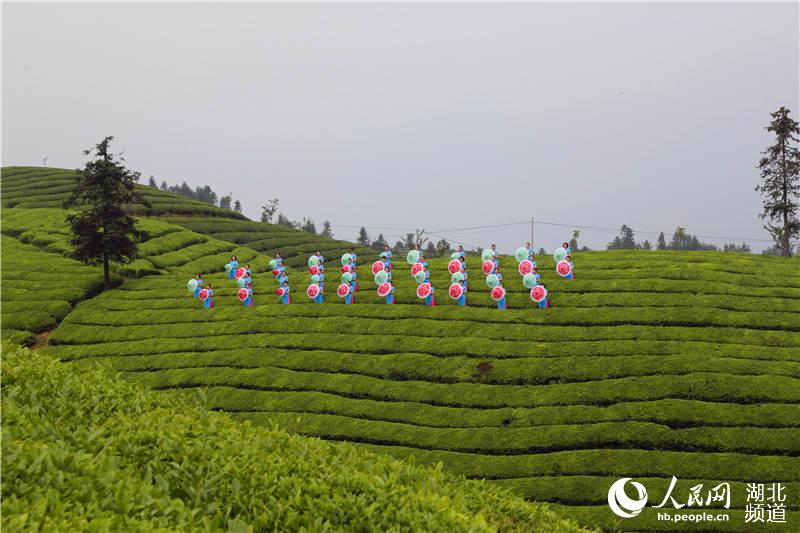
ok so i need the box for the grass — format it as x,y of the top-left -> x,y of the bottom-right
3,166 -> 799,531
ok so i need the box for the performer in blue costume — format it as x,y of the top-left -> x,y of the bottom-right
344,282 -> 354,305
386,281 -> 395,305
459,256 -> 468,291
497,282 -> 507,310
277,270 -> 288,285
280,281 -> 291,305
193,273 -> 203,298
457,280 -> 467,307
203,284 -> 214,310
383,245 -> 393,269
538,282 -> 549,310
565,255 -> 574,280
318,258 -> 326,293
244,282 -> 254,307
532,266 -> 541,285
228,255 -> 239,280
490,244 -> 499,270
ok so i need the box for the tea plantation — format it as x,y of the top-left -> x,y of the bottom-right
3,344 -> 589,532
3,166 -> 799,531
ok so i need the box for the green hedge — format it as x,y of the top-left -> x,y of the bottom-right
156,387 -> 800,430
119,365 -> 800,409
359,444 -> 800,482
234,411 -> 800,455
81,347 -> 799,386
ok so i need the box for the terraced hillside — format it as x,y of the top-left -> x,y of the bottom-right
1,235 -> 109,345
1,166 -> 244,217
161,216 -> 374,269
3,167 -> 799,531
45,251 -> 800,531
2,166 -> 374,269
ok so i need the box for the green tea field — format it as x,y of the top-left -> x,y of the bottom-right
3,166 -> 799,531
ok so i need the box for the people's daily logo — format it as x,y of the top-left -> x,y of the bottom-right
608,478 -> 648,518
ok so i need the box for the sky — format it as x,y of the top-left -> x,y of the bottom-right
3,2 -> 798,252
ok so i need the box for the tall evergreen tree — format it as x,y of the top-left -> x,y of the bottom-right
233,200 -> 242,213
219,195 -> 232,210
641,240 -> 652,250
64,136 -> 149,289
148,176 -> 157,188
656,232 -> 667,250
371,233 -> 387,250
276,213 -> 295,228
357,227 -> 370,246
301,218 -> 317,234
756,106 -> 800,257
160,180 -> 168,191
321,220 -> 334,238
195,185 -> 218,206
607,225 -> 637,250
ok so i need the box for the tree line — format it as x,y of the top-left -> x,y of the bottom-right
605,225 -> 751,252
147,176 -> 242,213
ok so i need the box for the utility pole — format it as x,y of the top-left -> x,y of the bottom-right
530,216 -> 534,245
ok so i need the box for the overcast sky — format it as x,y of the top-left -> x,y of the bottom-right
3,3 -> 798,252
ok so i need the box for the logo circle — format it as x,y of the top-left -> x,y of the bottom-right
607,478 -> 648,519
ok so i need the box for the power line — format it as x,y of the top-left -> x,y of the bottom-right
331,220 -> 773,244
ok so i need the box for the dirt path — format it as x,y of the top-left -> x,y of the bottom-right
32,329 -> 54,350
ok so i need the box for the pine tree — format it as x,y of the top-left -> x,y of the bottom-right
160,180 -> 168,191
656,232 -> 667,250
357,227 -> 370,246
219,195 -> 232,210
607,225 -> 637,249
276,213 -> 295,228
756,106 -> 800,256
321,220 -> 333,238
372,233 -> 387,250
148,176 -> 157,188
233,200 -> 242,213
64,136 -> 149,289
301,218 -> 317,234
641,240 -> 652,250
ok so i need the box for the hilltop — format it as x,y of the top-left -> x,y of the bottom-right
2,166 -> 799,531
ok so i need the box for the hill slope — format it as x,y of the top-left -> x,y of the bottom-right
3,166 -> 799,531
3,344 -> 589,532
